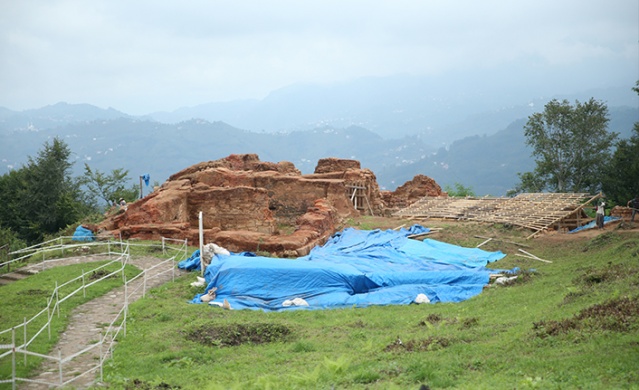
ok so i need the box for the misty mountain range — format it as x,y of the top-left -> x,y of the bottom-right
1,76 -> 637,197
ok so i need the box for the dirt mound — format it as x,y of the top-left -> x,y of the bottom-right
381,174 -> 444,210
533,296 -> 639,338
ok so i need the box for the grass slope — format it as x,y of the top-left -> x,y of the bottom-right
100,220 -> 639,389
0,261 -> 142,380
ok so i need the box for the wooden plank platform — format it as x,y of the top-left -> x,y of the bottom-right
393,193 -> 598,238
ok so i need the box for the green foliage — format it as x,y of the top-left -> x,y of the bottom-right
0,138 -> 144,244
0,138 -> 95,243
0,261 -> 141,380
0,226 -> 26,260
601,81 -> 639,204
444,182 -> 476,197
508,171 -> 545,196
80,164 -> 136,207
518,98 -> 617,193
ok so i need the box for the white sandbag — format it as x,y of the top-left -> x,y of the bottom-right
414,293 -> 430,304
282,297 -> 309,307
494,276 -> 518,285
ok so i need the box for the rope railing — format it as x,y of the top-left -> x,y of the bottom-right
1,237 -> 127,271
0,237 -> 189,389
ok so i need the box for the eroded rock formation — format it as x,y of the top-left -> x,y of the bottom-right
380,174 -> 444,210
98,154 -> 441,256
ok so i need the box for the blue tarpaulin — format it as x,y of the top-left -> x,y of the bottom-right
72,226 -> 94,242
569,216 -> 620,233
187,225 -> 506,311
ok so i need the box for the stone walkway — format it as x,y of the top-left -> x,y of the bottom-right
14,255 -> 187,389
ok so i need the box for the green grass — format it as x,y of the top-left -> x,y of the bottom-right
97,225 -> 639,389
3,224 -> 639,389
0,261 -> 142,381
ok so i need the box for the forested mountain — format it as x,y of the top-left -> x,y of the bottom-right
1,76 -> 636,196
1,104 -> 636,196
0,102 -> 131,134
148,77 -> 637,144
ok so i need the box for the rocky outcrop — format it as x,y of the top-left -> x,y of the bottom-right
99,155 -> 357,255
380,174 -> 444,210
97,154 -> 442,256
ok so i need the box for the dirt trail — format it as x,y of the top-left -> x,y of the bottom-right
17,255 -> 187,390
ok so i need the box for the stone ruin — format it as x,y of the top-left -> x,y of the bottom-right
98,154 -> 443,256
380,174 -> 444,210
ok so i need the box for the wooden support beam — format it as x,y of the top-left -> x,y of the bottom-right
517,249 -> 552,263
473,235 -> 531,248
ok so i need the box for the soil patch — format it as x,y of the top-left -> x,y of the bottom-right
418,314 -> 479,329
574,262 -> 639,287
185,322 -> 292,347
17,289 -> 49,296
125,378 -> 181,389
384,336 -> 452,352
533,296 -> 639,338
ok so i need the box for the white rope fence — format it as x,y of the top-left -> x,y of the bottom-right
0,238 -> 189,389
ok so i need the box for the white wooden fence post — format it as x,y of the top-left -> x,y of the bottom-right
12,328 -> 16,390
23,318 -> 26,367
124,278 -> 128,338
199,211 -> 204,277
55,282 -> 60,317
47,297 -> 52,339
58,349 -> 63,385
99,331 -> 104,383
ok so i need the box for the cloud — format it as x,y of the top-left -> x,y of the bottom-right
0,0 -> 636,114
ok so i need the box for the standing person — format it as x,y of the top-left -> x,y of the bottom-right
596,201 -> 606,230
119,198 -> 127,212
627,195 -> 639,222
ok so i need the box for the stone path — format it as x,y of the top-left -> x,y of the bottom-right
15,255 -> 187,389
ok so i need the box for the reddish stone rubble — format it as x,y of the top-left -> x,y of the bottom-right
97,154 -> 441,256
380,174 -> 445,211
610,205 -> 634,221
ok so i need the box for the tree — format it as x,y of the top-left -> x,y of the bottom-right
444,182 -> 476,197
601,81 -> 639,204
0,138 -> 92,243
81,164 -> 136,207
517,98 -> 617,193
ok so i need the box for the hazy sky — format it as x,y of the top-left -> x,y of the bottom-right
1,0 -> 637,115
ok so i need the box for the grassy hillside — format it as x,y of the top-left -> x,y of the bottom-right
99,219 -> 639,389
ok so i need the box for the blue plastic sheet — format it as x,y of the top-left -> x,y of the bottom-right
72,226 -> 94,242
570,216 -> 620,233
189,225 -> 506,311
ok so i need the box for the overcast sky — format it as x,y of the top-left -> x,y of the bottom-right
1,0 -> 637,115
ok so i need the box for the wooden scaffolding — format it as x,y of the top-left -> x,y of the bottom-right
346,181 -> 375,216
393,193 -> 600,238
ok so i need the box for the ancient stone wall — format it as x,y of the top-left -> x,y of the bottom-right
187,185 -> 276,233
97,154 -> 443,255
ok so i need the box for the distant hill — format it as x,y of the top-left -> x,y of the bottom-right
147,75 -> 638,145
1,76 -> 636,196
0,102 -> 131,134
0,118 -> 433,190
1,104 -> 636,196
377,106 -> 638,195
